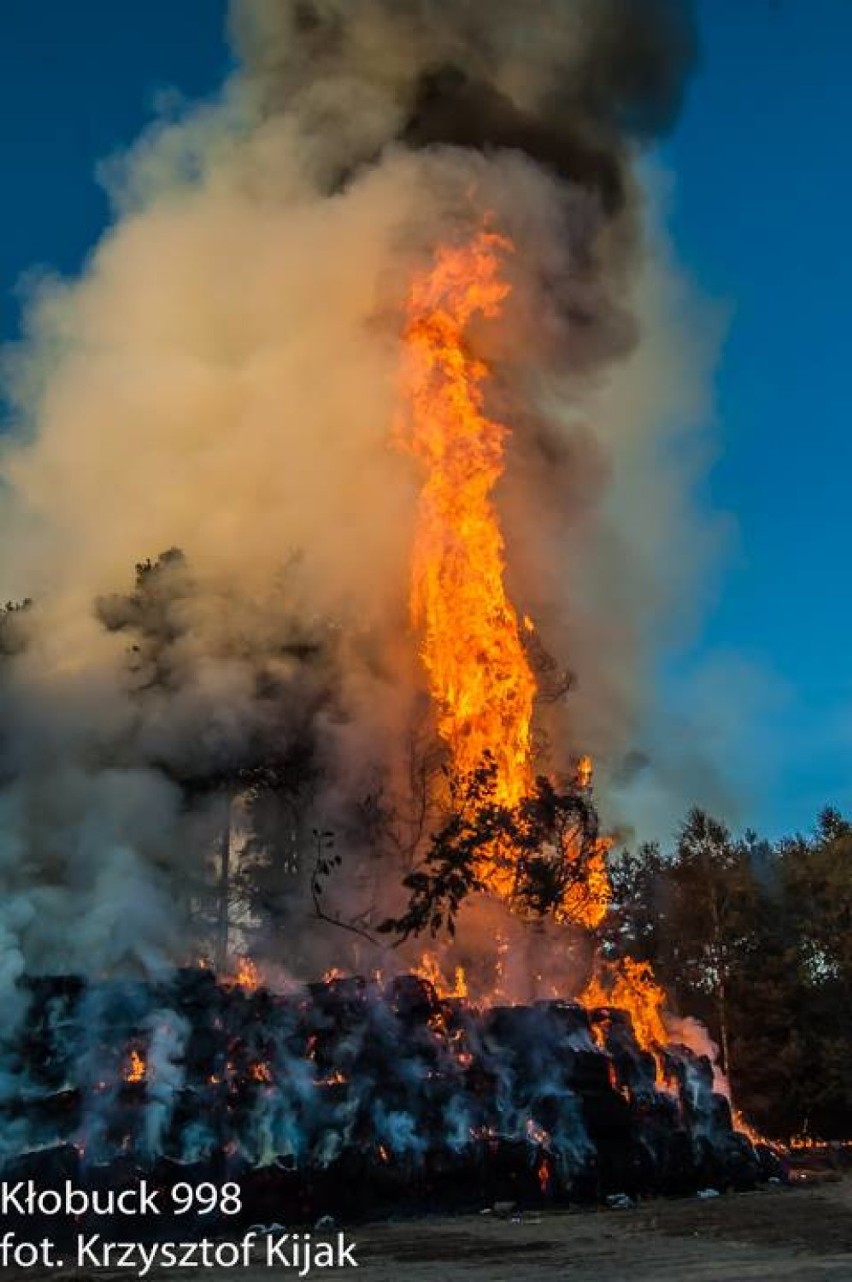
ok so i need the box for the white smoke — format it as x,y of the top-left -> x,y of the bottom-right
0,0 -> 716,982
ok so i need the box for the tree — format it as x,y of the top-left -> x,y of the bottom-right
0,598 -> 33,658
0,599 -> 34,788
776,813 -> 852,1136
607,840 -> 667,963
606,804 -> 852,1139
95,549 -> 334,966
656,808 -> 761,1077
378,753 -> 604,941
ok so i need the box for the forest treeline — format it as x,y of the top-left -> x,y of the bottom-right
609,807 -> 852,1142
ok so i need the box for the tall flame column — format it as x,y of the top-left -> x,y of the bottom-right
396,231 -> 535,895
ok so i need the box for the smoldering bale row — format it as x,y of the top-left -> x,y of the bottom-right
1,972 -> 780,1223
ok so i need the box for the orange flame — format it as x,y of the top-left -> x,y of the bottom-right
398,230 -> 535,858
315,1070 -> 348,1088
393,234 -> 758,1125
555,839 -> 611,930
124,1049 -> 146,1084
551,755 -> 610,929
575,754 -> 594,790
228,957 -> 260,992
398,229 -> 612,927
415,952 -> 469,1000
581,957 -> 669,1081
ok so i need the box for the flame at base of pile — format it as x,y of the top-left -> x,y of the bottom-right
3,969 -> 782,1221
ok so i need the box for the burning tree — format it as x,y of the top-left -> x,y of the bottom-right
384,229 -> 612,934
378,755 -> 605,941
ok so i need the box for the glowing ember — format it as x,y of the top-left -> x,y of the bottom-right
124,1049 -> 146,1084
228,957 -> 260,992
315,1070 -> 348,1088
525,1118 -> 551,1147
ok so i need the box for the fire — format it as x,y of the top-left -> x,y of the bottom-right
415,952 -> 468,1000
554,838 -> 611,930
397,229 -> 611,927
734,1110 -> 772,1149
398,229 -> 535,898
228,956 -> 260,992
575,755 -> 594,790
396,230 -> 730,1121
315,1070 -> 348,1088
581,957 -> 669,1079
525,1117 -> 551,1147
124,1049 -> 146,1084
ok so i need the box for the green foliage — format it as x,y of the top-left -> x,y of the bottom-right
376,759 -> 495,941
377,753 -> 602,941
611,805 -> 852,1140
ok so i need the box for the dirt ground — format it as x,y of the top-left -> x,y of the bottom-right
304,1178 -> 852,1281
15,1175 -> 852,1281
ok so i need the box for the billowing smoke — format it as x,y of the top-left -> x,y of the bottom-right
231,0 -> 695,195
0,0 -> 714,985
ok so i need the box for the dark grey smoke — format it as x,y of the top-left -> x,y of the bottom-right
231,0 -> 697,203
403,71 -> 626,211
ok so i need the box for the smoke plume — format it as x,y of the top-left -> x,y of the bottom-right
0,0 -> 714,984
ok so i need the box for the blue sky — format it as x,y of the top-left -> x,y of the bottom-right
659,0 -> 852,833
1,1 -> 849,838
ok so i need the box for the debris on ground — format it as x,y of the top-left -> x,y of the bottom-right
605,1193 -> 635,1210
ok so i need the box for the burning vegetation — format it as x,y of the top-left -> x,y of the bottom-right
394,227 -> 611,930
4,0 -> 844,1216
2,968 -> 781,1220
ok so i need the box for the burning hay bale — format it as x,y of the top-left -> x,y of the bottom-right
0,970 -> 780,1224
